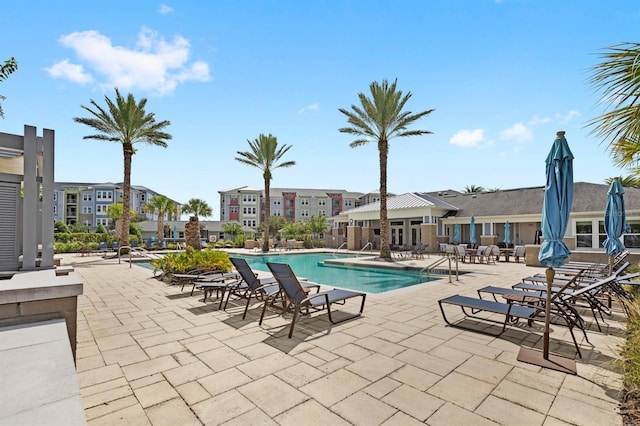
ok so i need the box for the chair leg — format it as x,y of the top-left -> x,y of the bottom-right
288,306 -> 300,338
243,291 -> 255,320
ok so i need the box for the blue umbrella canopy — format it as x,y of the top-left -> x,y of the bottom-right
538,131 -> 574,268
504,221 -> 511,245
173,225 -> 178,240
470,216 -> 477,244
452,223 -> 460,244
602,179 -> 626,256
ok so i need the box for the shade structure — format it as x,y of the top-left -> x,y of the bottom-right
603,178 -> 626,265
518,131 -> 576,374
470,216 -> 477,245
504,221 -> 511,245
173,225 -> 178,240
452,223 -> 460,244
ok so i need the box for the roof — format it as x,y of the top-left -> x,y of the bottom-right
424,182 -> 640,217
345,192 -> 459,214
342,182 -> 640,218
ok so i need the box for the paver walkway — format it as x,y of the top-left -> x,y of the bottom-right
69,252 -> 626,425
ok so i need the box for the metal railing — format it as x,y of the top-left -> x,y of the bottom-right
358,241 -> 373,256
333,242 -> 347,255
419,254 -> 459,283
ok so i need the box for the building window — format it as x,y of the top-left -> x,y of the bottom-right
96,191 -> 112,200
53,192 -> 57,201
273,199 -> 281,205
82,206 -> 93,214
318,210 -> 326,216
82,194 -> 92,202
318,199 -> 326,206
96,204 -> 108,214
301,209 -> 309,217
624,220 -> 640,248
576,221 -> 593,248
286,209 -> 294,218
344,200 -> 353,207
243,194 -> 257,203
96,218 -> 109,226
300,198 -> 309,206
272,209 -> 281,216
243,207 -> 256,215
286,199 -> 294,207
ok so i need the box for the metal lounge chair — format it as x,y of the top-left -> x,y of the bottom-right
229,257 -> 321,319
264,262 -> 367,338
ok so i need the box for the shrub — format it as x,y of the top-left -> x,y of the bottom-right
150,247 -> 232,276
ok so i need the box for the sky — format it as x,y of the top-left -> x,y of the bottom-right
2,0 -> 639,220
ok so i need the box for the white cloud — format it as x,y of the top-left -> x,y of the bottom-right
44,59 -> 93,84
158,4 -> 173,14
556,110 -> 581,123
46,27 -> 210,96
449,129 -> 484,147
528,114 -> 551,125
298,103 -> 319,114
500,123 -> 533,143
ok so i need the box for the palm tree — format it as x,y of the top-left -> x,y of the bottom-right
0,57 -> 18,119
235,134 -> 296,252
589,43 -> 640,175
222,221 -> 243,242
144,195 -> 178,242
182,198 -> 212,250
463,185 -> 485,193
307,215 -> 328,247
605,175 -> 640,189
74,88 -> 171,249
339,79 -> 434,259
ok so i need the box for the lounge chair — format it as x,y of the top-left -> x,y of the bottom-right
264,262 -> 367,338
97,241 -> 108,254
229,257 -> 321,319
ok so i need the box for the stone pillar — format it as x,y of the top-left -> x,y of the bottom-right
347,226 -> 361,251
420,223 -> 438,253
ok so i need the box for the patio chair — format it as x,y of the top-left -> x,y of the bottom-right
512,245 -> 526,263
264,262 -> 367,338
274,239 -> 284,251
229,257 -> 321,319
97,241 -> 108,254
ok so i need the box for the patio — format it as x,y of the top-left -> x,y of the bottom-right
71,252 -> 626,425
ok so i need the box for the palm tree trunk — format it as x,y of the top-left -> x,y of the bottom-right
263,176 -> 271,252
379,141 -> 391,259
158,214 -> 164,241
121,144 -> 132,250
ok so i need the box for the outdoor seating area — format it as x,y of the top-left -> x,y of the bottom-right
69,252 -> 628,424
438,260 -> 637,362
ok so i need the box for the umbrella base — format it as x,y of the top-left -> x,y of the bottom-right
517,346 -> 576,375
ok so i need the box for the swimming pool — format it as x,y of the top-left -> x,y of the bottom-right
231,253 -> 437,293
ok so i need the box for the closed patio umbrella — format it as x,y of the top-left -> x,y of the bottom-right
470,216 -> 477,245
452,223 -> 460,244
173,224 -> 178,240
603,178 -> 626,275
504,221 -> 511,245
518,131 -> 576,374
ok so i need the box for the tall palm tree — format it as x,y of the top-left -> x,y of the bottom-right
589,43 -> 640,175
235,134 -> 296,252
463,185 -> 485,193
74,88 -> 171,249
339,79 -> 434,259
144,194 -> 178,242
181,198 -> 212,249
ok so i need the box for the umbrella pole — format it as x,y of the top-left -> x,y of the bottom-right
517,267 -> 577,374
609,254 -> 613,276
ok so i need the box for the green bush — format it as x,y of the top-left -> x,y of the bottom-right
150,247 -> 232,276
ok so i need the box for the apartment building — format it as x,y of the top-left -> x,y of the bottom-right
218,186 -> 370,230
54,182 -> 180,230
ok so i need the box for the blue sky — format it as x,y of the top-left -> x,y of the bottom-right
2,0 -> 639,220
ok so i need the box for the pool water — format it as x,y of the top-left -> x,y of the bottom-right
232,253 -> 436,293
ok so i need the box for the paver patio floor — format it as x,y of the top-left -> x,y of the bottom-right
69,251 -> 626,425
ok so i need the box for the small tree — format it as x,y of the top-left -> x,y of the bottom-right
95,223 -> 108,234
54,220 -> 69,234
307,215 -> 329,247
182,198 -> 212,250
463,185 -> 485,193
222,221 -> 243,243
144,194 -> 178,242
